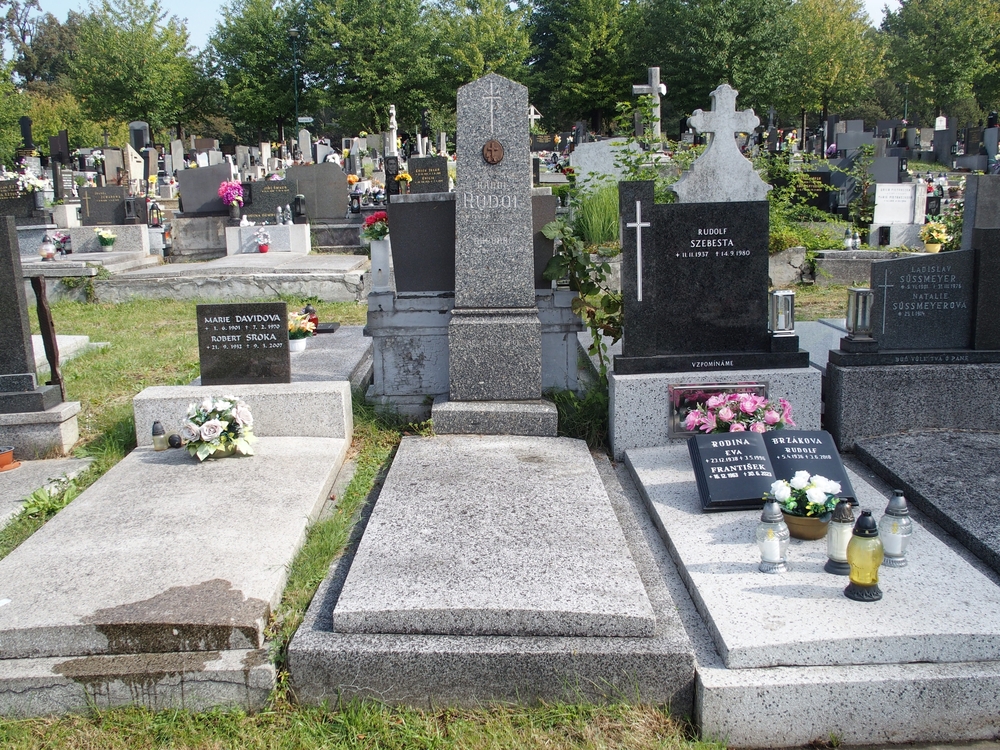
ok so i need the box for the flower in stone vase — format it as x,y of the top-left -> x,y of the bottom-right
394,172 -> 412,183
288,312 -> 316,339
765,472 -> 841,518
361,210 -> 389,241
919,221 -> 948,245
183,395 -> 256,461
682,391 -> 795,434
217,180 -> 244,207
254,227 -> 271,247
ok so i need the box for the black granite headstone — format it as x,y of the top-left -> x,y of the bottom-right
197,303 -> 291,386
869,250 -> 974,350
242,180 -> 294,224
0,216 -> 61,413
407,156 -> 449,194
0,181 -> 39,227
19,117 -> 34,151
689,429 -> 855,511
615,180 -> 807,373
79,186 -> 146,226
530,134 -> 556,152
48,130 -> 70,165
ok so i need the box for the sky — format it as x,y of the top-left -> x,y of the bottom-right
32,0 -> 902,56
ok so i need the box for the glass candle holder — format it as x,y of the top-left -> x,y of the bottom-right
845,510 -> 884,602
879,490 -> 913,568
756,500 -> 790,574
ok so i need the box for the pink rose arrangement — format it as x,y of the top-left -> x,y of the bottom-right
683,392 -> 795,434
217,180 -> 244,207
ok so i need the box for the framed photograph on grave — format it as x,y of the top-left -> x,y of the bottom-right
667,382 -> 767,438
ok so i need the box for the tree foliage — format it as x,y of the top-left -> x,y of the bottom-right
72,0 -> 196,134
429,0 -> 531,87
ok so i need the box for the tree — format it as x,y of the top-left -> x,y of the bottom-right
640,0 -> 794,120
13,11 -> 83,90
429,0 -> 531,88
305,0 -> 438,135
72,0 -> 196,135
530,0 -> 635,132
781,0 -> 883,124
207,0 -> 296,141
0,61 -> 27,166
882,0 -> 1000,120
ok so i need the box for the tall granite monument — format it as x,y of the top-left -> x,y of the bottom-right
0,216 -> 80,456
432,73 -> 557,435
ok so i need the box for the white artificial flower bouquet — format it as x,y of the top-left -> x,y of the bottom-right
181,395 -> 256,461
766,471 -> 842,517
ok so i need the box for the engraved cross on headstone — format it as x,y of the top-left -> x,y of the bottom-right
878,269 -> 894,334
484,81 -> 501,133
626,201 -> 651,302
632,67 -> 665,140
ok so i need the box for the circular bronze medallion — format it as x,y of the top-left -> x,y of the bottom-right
482,139 -> 504,165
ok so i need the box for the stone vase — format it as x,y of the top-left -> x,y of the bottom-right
229,203 -> 241,220
33,190 -> 45,209
289,337 -> 308,352
924,243 -> 941,253
782,511 -> 831,541
370,236 -> 392,292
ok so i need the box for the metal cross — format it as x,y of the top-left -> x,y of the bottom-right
483,81 -> 501,133
878,269 -> 894,334
626,201 -> 651,301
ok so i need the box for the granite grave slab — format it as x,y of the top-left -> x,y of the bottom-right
196,302 -> 290,386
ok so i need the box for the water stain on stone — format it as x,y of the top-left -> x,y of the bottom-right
82,579 -> 268,655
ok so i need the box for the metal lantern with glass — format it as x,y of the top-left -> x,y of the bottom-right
756,500 -> 790,573
879,490 -> 913,567
841,287 -> 877,353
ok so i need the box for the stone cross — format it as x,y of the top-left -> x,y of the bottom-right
671,84 -> 771,203
528,105 -> 542,130
632,67 -> 665,140
626,201 -> 650,302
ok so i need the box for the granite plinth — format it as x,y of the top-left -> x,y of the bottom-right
333,436 -> 654,637
67,225 -> 150,255
0,648 -> 274,717
625,442 -> 1000,669
430,397 -> 557,436
0,437 -> 348,660
289,448 -> 695,708
0,384 -> 62,414
133,381 -> 352,447
829,348 -> 1000,366
448,311 -> 542,401
0,401 -> 80,459
855,431 -> 1000,577
608,367 -> 821,460
224,224 -> 310,255
825,362 -> 1000,450
613,349 -> 809,374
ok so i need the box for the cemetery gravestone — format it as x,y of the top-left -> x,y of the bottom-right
445,73 -> 545,407
102,148 -> 124,184
48,130 -> 70,165
407,156 -> 449,193
197,303 -> 291,386
298,130 -> 312,162
385,156 -> 400,196
960,175 -> 1000,350
0,216 -> 61,413
0,181 -> 40,226
285,163 -> 348,221
872,183 -> 925,225
530,134 -> 556,152
242,181 -> 295,224
175,164 -> 233,215
170,139 -> 185,174
79,186 -> 146,226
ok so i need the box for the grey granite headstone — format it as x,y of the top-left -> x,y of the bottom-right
170,139 -> 185,173
286,163 -> 348,221
298,129 -> 312,162
672,84 -> 770,203
447,73 -> 543,404
176,163 -> 232,215
102,148 -> 124,183
407,156 -> 449,193
869,250 -> 974,350
0,216 -> 61,412
0,181 -> 40,226
196,302 -> 291,386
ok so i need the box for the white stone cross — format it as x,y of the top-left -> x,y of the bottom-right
878,268 -> 894,334
528,105 -> 542,129
632,67 -> 666,140
484,81 -> 501,133
626,201 -> 651,302
688,85 -> 758,157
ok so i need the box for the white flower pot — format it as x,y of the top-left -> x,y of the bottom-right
289,337 -> 308,352
370,236 -> 392,293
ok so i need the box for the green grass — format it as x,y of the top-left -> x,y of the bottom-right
575,183 -> 620,246
794,283 -> 851,321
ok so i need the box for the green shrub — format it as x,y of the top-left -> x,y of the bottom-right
575,182 -> 620,246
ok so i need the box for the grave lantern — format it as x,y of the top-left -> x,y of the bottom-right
349,193 -> 361,213
768,290 -> 796,336
756,500 -> 789,573
844,510 -> 883,602
38,234 -> 56,261
879,490 -> 913,567
845,288 -> 874,339
148,202 -> 162,227
824,499 -> 855,575
124,197 -> 138,222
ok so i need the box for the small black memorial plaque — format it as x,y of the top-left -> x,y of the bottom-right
407,156 -> 449,194
689,430 -> 854,511
530,134 -> 556,152
197,302 -> 291,386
